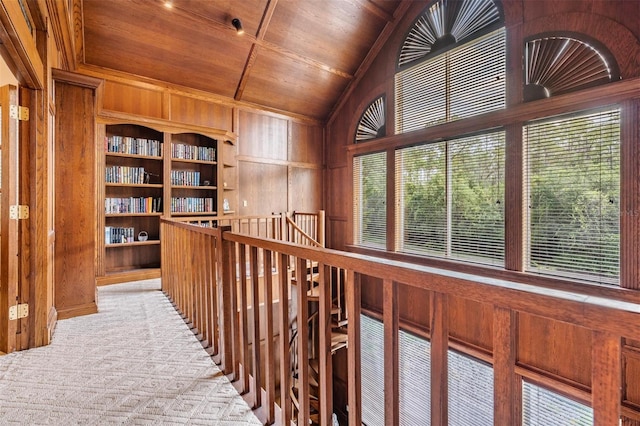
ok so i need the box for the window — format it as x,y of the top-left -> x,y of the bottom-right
354,152 -> 387,249
355,96 -> 386,143
396,131 -> 505,265
522,381 -> 593,425
525,108 -> 620,285
396,28 -> 505,133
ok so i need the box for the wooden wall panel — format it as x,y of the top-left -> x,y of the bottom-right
169,94 -> 232,130
238,110 -> 287,161
624,348 -> 640,409
102,81 -> 163,118
290,167 -> 322,212
361,275 -> 383,313
398,282 -> 431,332
326,166 -> 349,220
328,218 -> 348,251
448,296 -> 493,353
238,161 -> 287,215
290,121 -> 323,165
517,313 -> 592,388
53,79 -> 98,320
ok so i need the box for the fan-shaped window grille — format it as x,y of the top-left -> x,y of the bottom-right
355,96 -> 386,143
398,0 -> 502,68
524,35 -> 618,101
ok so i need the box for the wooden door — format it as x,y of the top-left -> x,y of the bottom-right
0,84 -> 20,354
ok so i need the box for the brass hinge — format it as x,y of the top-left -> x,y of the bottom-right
9,105 -> 29,121
8,303 -> 28,321
9,205 -> 29,220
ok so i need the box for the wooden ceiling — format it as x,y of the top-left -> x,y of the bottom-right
79,0 -> 407,121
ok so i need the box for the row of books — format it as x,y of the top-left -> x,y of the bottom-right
171,143 -> 216,161
170,170 -> 206,186
106,166 -> 155,184
171,197 -> 215,213
105,226 -> 136,244
105,197 -> 162,214
106,136 -> 163,157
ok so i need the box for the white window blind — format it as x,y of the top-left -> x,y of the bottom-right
525,108 -> 620,285
396,131 -> 505,265
360,315 -> 384,426
354,152 -> 387,249
448,350 -> 494,425
399,329 -> 431,425
395,28 -> 505,134
522,381 -> 593,425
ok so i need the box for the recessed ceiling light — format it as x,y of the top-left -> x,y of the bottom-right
164,1 -> 173,9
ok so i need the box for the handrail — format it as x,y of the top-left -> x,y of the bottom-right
160,216 -> 636,425
286,216 -> 322,247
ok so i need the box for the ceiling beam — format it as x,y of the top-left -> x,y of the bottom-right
235,0 -> 278,101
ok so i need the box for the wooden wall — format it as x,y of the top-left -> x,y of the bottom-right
82,69 -> 324,218
325,0 -> 640,421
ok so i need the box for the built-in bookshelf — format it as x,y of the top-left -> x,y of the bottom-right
170,133 -> 218,216
97,121 -> 237,284
103,124 -> 164,281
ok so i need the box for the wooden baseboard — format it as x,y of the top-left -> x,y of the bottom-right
97,268 -> 161,286
56,302 -> 98,320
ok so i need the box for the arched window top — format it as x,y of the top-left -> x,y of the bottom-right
524,33 -> 620,101
355,96 -> 386,143
398,0 -> 503,68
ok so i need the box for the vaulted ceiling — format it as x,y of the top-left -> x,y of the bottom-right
79,0 -> 408,121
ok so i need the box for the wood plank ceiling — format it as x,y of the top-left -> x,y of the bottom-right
80,0 -> 406,121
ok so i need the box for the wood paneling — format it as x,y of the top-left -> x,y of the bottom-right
102,81 -> 163,119
290,167 -> 322,212
289,121 -> 323,165
169,94 -> 233,130
238,161 -> 287,215
517,313 -> 592,388
238,110 -> 287,160
448,296 -> 493,353
624,348 -> 640,408
53,76 -> 99,319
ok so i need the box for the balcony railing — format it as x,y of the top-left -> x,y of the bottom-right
160,214 -> 640,425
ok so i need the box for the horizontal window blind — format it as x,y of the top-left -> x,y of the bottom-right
399,329 -> 431,425
360,315 -> 384,426
395,28 -> 505,134
448,350 -> 494,425
396,142 -> 447,256
396,131 -> 505,265
450,133 -> 505,264
525,108 -> 620,285
354,152 -> 387,249
522,381 -> 593,425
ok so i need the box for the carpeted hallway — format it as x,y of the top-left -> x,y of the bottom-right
0,279 -> 262,425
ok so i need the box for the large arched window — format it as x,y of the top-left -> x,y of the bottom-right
395,0 -> 505,134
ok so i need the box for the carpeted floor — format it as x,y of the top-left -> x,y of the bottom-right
0,279 -> 262,425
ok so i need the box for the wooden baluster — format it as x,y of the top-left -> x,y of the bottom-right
218,227 -> 234,374
346,269 -> 362,425
430,292 -> 448,426
296,256 -> 310,425
249,246 -> 262,408
207,233 -> 219,356
278,252 -> 292,425
264,249 -> 276,424
318,263 -> 333,426
238,243 -> 250,393
383,279 -> 399,426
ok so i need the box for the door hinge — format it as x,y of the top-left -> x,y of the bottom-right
8,303 -> 28,321
9,205 -> 29,220
9,105 -> 29,121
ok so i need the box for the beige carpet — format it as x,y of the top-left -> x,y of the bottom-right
0,279 -> 262,425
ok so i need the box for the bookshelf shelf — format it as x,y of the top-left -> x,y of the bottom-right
106,183 -> 163,188
105,213 -> 163,217
171,185 -> 218,190
106,152 -> 162,161
171,158 -> 217,165
171,211 -> 218,216
106,240 -> 160,248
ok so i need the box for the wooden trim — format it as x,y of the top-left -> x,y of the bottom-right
346,269 -> 362,425
96,269 -> 160,286
52,68 -> 102,89
504,123 -> 524,271
430,292 -> 448,426
55,302 -> 98,320
383,279 -> 399,426
592,331 -> 622,424
493,307 -> 520,425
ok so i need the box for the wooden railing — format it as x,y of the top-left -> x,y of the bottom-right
161,216 -> 640,426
